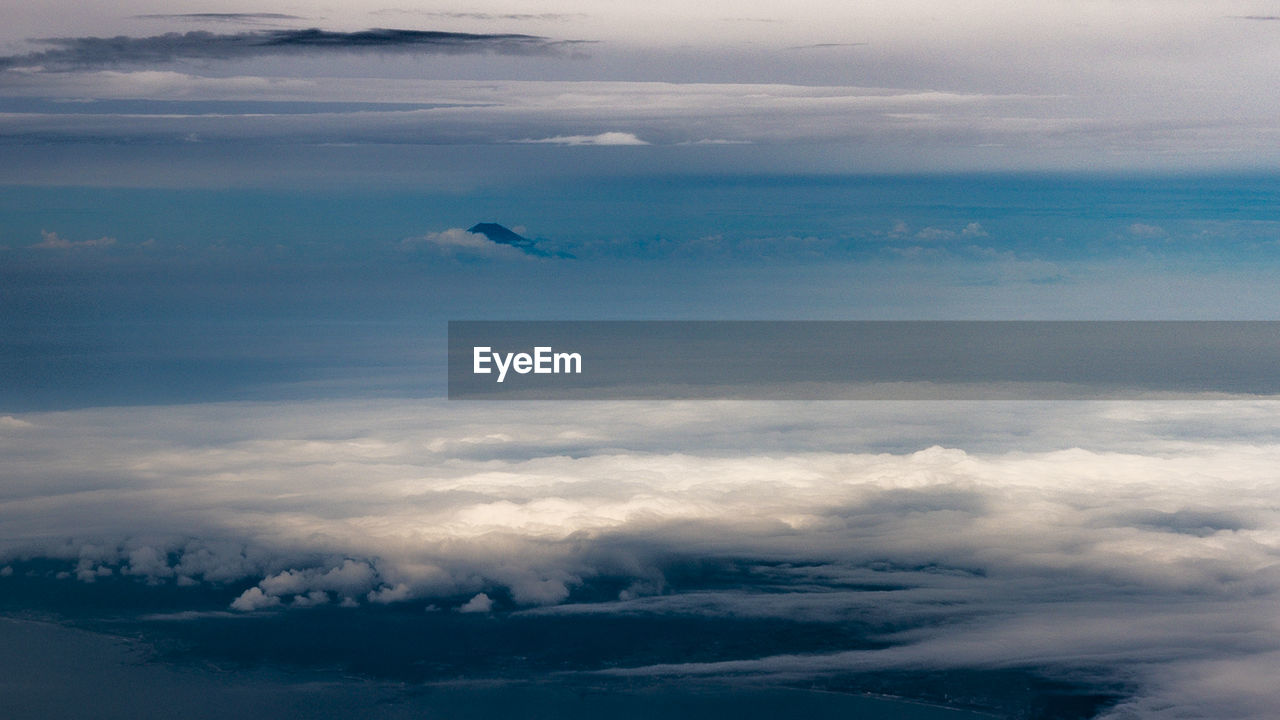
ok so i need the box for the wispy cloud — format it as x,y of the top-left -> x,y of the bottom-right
787,42 -> 868,50
0,76 -> 1092,159
677,138 -> 753,145
513,131 -> 649,146
1128,222 -> 1167,238
134,13 -> 306,23
0,28 -> 572,71
372,9 -> 585,22
30,229 -> 116,249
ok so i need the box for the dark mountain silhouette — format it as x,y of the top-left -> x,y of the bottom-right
467,223 -> 572,258
467,222 -> 534,248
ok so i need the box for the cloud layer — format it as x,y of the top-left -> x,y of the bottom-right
4,399 -> 1280,715
7,69 -> 1279,173
4,1 -> 1280,173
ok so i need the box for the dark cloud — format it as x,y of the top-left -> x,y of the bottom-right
0,28 -> 572,71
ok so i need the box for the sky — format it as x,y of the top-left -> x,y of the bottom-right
3,0 -> 1280,180
5,2 -> 1280,719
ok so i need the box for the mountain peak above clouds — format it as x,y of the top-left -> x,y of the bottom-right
467,223 -> 572,258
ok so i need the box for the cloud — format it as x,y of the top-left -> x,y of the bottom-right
459,593 -> 494,613
914,226 -> 956,241
4,75 -> 1203,168
249,559 -> 377,607
230,586 -> 281,612
124,546 -> 173,580
290,590 -> 329,607
514,132 -> 649,146
374,10 -> 585,22
678,138 -> 754,145
0,28 -> 570,71
135,13 -> 306,23
6,399 -> 1280,713
905,222 -> 988,243
3,4 -> 1280,174
30,230 -> 116,249
787,43 -> 869,50
400,228 -> 536,259
5,79 -> 1010,147
1128,222 -> 1167,238
368,583 -> 413,604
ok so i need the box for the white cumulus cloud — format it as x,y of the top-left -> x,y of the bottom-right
459,593 -> 493,613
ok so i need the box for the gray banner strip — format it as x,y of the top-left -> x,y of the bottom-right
448,321 -> 1280,399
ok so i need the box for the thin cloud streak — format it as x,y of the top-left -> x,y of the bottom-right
372,10 -> 586,22
134,13 -> 307,22
0,77 -> 1070,150
787,43 -> 869,50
